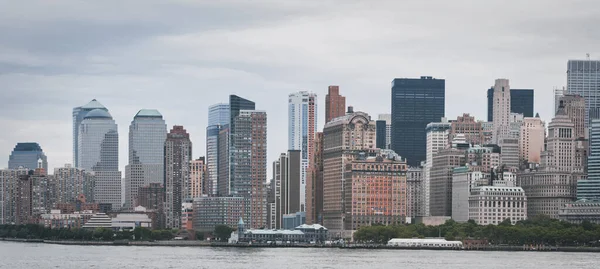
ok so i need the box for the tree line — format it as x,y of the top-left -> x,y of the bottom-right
0,224 -> 177,241
353,216 -> 600,246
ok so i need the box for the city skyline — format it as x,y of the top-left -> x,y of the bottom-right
0,1 -> 597,175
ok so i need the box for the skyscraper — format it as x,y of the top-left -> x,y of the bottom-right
73,99 -> 108,168
306,132 -> 324,225
487,88 -> 534,122
55,164 -> 95,204
450,114 -> 484,145
8,143 -> 47,171
288,91 -> 317,212
322,110 -> 376,237
77,108 -> 121,210
519,117 -> 545,165
325,86 -> 346,123
492,79 -> 511,144
164,126 -> 192,229
424,120 -> 451,216
206,103 -> 230,196
124,109 -> 167,209
377,114 -> 392,149
560,94 -> 587,140
578,119 -> 600,200
391,76 -> 445,166
376,120 -> 387,149
271,150 -> 302,229
190,157 -> 206,198
567,60 -> 600,126
231,110 -> 267,229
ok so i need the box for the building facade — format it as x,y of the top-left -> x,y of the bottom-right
430,148 -> 466,217
347,152 -> 408,231
77,108 -> 121,210
124,109 -> 167,209
567,60 -> 600,126
288,91 -> 317,212
8,143 -> 48,171
492,79 -> 511,144
487,88 -> 534,121
391,76 -> 445,166
322,111 -> 376,237
306,132 -> 324,225
325,85 -> 346,123
377,114 -> 392,149
72,99 -> 108,168
231,110 -> 268,229
425,120 -> 451,216
54,164 -> 95,204
190,157 -> 206,198
519,117 -> 545,165
560,94 -> 586,139
468,186 -> 527,225
450,114 -> 484,145
578,119 -> 600,200
164,126 -> 192,229
192,196 -> 244,232
206,103 -> 230,196
406,167 -> 425,218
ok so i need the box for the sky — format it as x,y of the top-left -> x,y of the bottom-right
0,0 -> 599,175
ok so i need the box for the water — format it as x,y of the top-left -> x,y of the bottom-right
0,241 -> 598,269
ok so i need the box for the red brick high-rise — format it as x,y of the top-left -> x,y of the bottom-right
325,86 -> 346,123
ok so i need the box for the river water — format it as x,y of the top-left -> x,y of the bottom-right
0,241 -> 598,268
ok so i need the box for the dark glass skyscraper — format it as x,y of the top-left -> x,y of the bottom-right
8,142 -> 48,171
376,120 -> 387,149
487,88 -> 534,121
391,76 -> 445,166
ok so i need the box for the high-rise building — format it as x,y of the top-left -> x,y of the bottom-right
288,91 -> 317,212
124,109 -> 167,209
519,117 -> 545,165
491,79 -> 511,144
54,164 -> 95,204
555,87 -> 567,115
73,99 -> 108,168
217,127 -> 230,196
424,120 -> 451,216
450,114 -> 484,145
347,150 -> 407,230
377,114 -> 392,149
391,76 -> 445,166
406,167 -> 425,218
376,120 -> 387,150
227,95 -> 255,197
325,86 -> 346,123
271,150 -> 302,229
192,196 -> 244,232
560,94 -> 587,140
500,138 -> 520,168
567,60 -> 600,126
487,88 -> 534,121
8,143 -> 48,171
430,147 -> 466,217
231,110 -> 267,229
208,103 -> 230,127
578,119 -> 600,200
190,157 -> 206,198
306,132 -> 324,225
322,110 -> 376,237
518,102 -> 583,219
164,126 -> 192,229
451,165 -> 489,222
206,103 -> 230,197
77,108 -> 121,210
1,168 -> 29,224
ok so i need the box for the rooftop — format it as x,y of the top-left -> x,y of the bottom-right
135,109 -> 163,118
12,143 -> 43,152
81,99 -> 107,110
84,109 -> 113,119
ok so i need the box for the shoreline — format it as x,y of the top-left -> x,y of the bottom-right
2,238 -> 600,252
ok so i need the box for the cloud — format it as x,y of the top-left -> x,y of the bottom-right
0,0 -> 599,173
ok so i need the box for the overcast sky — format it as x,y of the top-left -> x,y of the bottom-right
1,0 -> 598,175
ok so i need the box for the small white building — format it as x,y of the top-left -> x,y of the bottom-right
468,186 -> 527,225
112,213 -> 153,231
387,238 -> 463,248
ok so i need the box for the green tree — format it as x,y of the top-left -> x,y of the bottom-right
214,225 -> 234,242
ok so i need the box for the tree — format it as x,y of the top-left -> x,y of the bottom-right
214,225 -> 234,242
